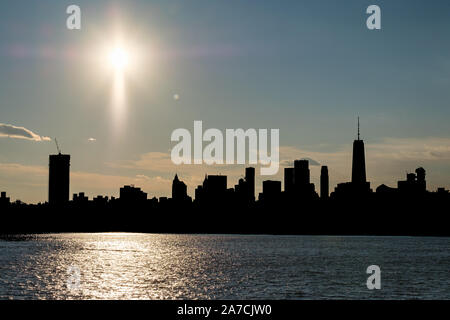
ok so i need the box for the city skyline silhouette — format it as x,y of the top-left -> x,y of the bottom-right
1,121 -> 449,206
1,124 -> 449,205
1,125 -> 449,236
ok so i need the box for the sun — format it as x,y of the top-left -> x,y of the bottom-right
109,48 -> 129,71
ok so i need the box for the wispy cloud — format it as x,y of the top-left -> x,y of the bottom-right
0,123 -> 50,141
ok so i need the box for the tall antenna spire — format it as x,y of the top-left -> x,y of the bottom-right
357,117 -> 360,140
55,138 -> 62,154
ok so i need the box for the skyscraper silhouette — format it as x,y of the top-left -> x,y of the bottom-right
333,119 -> 371,197
0,191 -> 10,207
245,167 -> 255,202
195,175 -> 228,205
294,160 -> 310,186
292,159 -> 317,199
48,153 -> 70,205
320,166 -> 329,199
205,175 -> 227,194
416,167 -> 426,192
284,167 -> 294,193
261,180 -> 281,201
172,174 -> 188,201
351,118 -> 367,184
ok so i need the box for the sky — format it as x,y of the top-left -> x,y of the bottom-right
1,0 -> 450,203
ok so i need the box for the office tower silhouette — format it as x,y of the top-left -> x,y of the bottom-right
284,167 -> 294,193
351,118 -> 366,184
120,185 -> 147,202
205,175 -> 227,194
245,167 -> 255,202
196,175 -> 228,204
397,168 -> 427,194
195,182 -> 204,202
416,167 -> 426,192
235,178 -> 247,194
172,174 -> 188,201
333,121 -> 371,197
48,153 -> 70,205
293,159 -> 317,199
0,191 -> 10,207
320,166 -> 329,199
294,160 -> 310,186
261,180 -> 281,201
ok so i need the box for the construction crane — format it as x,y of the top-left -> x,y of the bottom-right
54,138 -> 62,154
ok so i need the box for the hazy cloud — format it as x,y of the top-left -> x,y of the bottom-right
107,137 -> 450,197
0,123 -> 50,141
281,158 -> 321,167
0,162 -> 173,203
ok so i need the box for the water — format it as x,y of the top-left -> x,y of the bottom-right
0,233 -> 448,300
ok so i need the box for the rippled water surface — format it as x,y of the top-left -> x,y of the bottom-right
0,233 -> 449,299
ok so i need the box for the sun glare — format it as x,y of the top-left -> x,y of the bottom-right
109,48 -> 129,71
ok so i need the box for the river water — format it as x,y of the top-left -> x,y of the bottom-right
0,233 -> 448,299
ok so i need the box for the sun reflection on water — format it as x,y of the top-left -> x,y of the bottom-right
1,233 -> 449,299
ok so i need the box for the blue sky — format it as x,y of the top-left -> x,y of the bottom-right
1,0 -> 450,203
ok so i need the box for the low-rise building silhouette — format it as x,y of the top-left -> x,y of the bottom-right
376,167 -> 428,197
73,192 -> 88,203
398,167 -> 426,194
